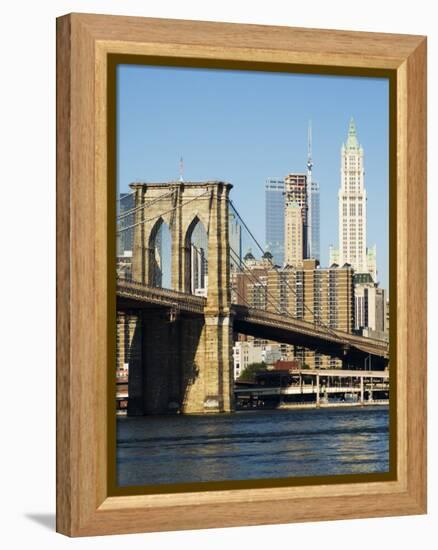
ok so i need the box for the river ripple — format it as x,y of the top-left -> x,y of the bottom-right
116,406 -> 389,487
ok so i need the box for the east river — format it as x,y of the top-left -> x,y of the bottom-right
116,406 -> 389,487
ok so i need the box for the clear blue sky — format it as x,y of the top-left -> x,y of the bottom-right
117,65 -> 389,289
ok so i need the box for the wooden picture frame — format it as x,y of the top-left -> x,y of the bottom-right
56,13 -> 427,536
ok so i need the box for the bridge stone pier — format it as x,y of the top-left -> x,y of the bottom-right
119,181 -> 234,414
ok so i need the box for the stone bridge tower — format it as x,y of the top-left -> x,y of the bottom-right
121,181 -> 234,414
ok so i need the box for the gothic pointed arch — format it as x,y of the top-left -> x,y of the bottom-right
184,215 -> 208,295
148,217 -> 172,289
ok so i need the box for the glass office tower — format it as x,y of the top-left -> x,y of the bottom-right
265,178 -> 285,266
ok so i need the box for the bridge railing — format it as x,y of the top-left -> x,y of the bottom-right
231,303 -> 346,343
116,278 -> 206,314
117,277 -> 205,301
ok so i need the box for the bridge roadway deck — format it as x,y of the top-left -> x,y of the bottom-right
116,280 -> 389,360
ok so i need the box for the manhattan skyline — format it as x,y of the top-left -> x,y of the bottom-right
117,65 -> 389,288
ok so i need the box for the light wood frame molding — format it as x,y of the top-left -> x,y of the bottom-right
56,13 -> 427,536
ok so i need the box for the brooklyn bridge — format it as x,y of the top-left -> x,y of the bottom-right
116,181 -> 389,415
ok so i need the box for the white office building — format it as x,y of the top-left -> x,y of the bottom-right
338,118 -> 368,273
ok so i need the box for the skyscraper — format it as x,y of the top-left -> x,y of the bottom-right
354,273 -> 388,341
336,118 -> 370,274
265,178 -> 285,266
284,203 -> 303,267
284,173 -> 307,265
306,122 -> 320,262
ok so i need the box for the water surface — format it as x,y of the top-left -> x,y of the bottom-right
116,406 -> 389,487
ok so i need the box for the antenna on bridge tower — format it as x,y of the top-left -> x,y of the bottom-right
179,156 -> 185,182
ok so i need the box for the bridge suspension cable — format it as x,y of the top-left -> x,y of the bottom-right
190,238 -> 282,315
229,243 -> 345,354
229,246 -> 284,316
117,189 -> 210,234
228,198 -> 340,339
117,189 -> 176,220
117,190 -> 135,202
230,284 -> 256,311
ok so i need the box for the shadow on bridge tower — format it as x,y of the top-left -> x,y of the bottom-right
119,181 -> 234,415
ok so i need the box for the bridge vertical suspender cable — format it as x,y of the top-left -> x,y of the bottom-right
228,198 -> 341,340
229,246 -> 286,316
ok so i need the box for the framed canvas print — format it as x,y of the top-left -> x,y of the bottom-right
56,13 -> 427,536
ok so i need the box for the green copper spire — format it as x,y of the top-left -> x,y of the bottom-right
346,117 -> 359,149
